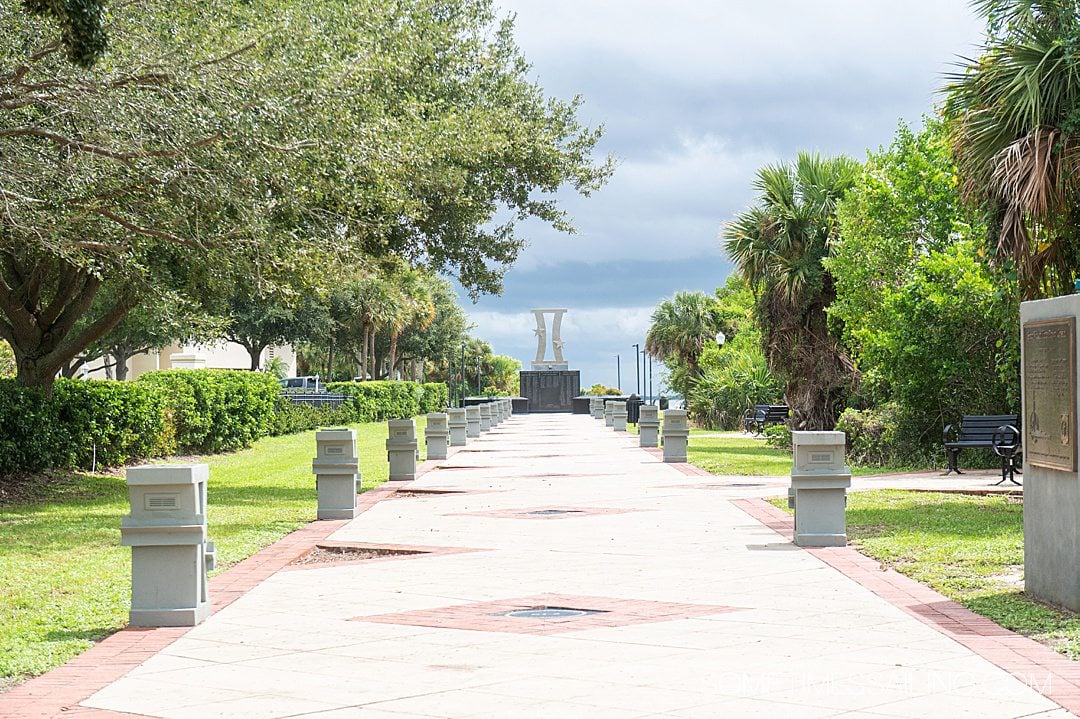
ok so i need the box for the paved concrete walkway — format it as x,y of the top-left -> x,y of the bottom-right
4,415 -> 1075,718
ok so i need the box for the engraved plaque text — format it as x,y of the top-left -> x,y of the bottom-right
1023,317 -> 1077,471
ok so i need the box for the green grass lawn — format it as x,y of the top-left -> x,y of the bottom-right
0,417 -> 427,688
769,490 -> 1080,659
686,430 -> 926,476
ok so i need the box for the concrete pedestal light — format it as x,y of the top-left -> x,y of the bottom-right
447,408 -> 468,446
604,400 -> 615,427
465,406 -> 482,438
386,419 -> 419,481
662,409 -> 689,463
312,429 -> 360,520
638,405 -> 660,448
425,412 -> 449,460
120,464 -> 214,627
790,431 -> 851,547
612,401 -> 628,432
590,397 -> 604,419
478,402 -> 492,431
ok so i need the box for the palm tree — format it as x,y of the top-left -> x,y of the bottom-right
946,0 -> 1080,299
722,152 -> 859,430
645,291 -> 720,397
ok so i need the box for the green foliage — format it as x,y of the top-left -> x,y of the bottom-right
646,290 -> 721,400
763,423 -> 792,451
0,379 -> 168,473
22,0 -> 108,67
328,381 -> 448,422
723,153 -> 860,430
268,396 -> 355,436
137,370 -> 279,454
585,384 -> 621,396
687,278 -> 781,430
0,341 -> 14,378
835,405 -> 902,467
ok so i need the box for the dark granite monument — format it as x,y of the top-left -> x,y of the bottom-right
518,308 -> 580,413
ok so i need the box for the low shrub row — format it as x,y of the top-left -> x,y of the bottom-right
0,373 -> 449,476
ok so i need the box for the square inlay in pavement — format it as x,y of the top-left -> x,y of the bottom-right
284,542 -> 484,571
353,594 -> 741,635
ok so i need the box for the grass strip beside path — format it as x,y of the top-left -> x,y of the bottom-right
770,491 -> 1080,659
0,417 -> 426,687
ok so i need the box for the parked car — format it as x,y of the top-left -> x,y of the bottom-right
280,376 -> 320,391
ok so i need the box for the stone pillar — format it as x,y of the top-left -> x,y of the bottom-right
120,464 -> 214,627
611,401 -> 628,432
425,413 -> 449,460
589,397 -> 603,419
465,406 -> 481,438
478,402 -> 492,431
447,408 -> 468,446
1021,296 -> 1080,611
312,429 -> 360,520
604,400 -> 615,427
790,431 -> 851,547
638,405 -> 660,448
662,409 -> 689,463
386,419 -> 419,481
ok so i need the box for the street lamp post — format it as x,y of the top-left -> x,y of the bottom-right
476,355 -> 481,398
460,344 -> 466,407
616,354 -> 621,393
633,343 -> 640,395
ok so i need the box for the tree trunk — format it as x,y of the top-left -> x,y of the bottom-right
388,333 -> 399,380
326,342 -> 334,381
113,342 -> 132,381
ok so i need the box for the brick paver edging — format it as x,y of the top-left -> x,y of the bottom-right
0,479 -> 412,719
732,496 -> 1080,716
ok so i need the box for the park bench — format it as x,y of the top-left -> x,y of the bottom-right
742,404 -> 789,436
943,414 -> 1022,486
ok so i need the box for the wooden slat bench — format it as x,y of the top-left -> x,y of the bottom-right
742,404 -> 789,436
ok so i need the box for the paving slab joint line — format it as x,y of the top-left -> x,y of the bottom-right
731,495 -> 1080,717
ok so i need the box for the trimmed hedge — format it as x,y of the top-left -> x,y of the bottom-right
0,379 -> 169,473
0,374 -> 450,476
137,370 -> 278,453
327,381 -> 449,422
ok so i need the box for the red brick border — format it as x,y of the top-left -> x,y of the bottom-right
0,482 -> 403,719
355,593 -> 741,635
732,497 -> 1080,716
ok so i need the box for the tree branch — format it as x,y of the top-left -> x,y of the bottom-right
87,208 -> 200,247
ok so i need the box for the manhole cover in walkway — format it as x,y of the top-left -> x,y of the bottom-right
500,607 -> 607,619
525,509 -> 584,516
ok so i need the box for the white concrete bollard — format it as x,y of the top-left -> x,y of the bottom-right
604,400 -> 615,427
589,397 -> 604,419
121,464 -> 214,627
312,428 -> 361,520
478,403 -> 492,431
662,409 -> 689,462
386,419 -> 419,481
465,406 -> 481,438
638,405 -> 660,448
447,408 -> 468,446
612,401 -> 628,432
790,432 -> 851,547
425,413 -> 449,460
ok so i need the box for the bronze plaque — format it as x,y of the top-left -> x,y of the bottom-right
1023,317 -> 1077,471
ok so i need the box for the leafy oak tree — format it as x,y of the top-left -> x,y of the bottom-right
1,0 -> 612,391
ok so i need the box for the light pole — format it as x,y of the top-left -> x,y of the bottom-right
632,343 -> 640,395
460,344 -> 466,406
616,354 -> 621,393
648,353 -> 653,404
476,355 -> 481,397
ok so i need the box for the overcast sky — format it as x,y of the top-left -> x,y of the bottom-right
459,1 -> 987,393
